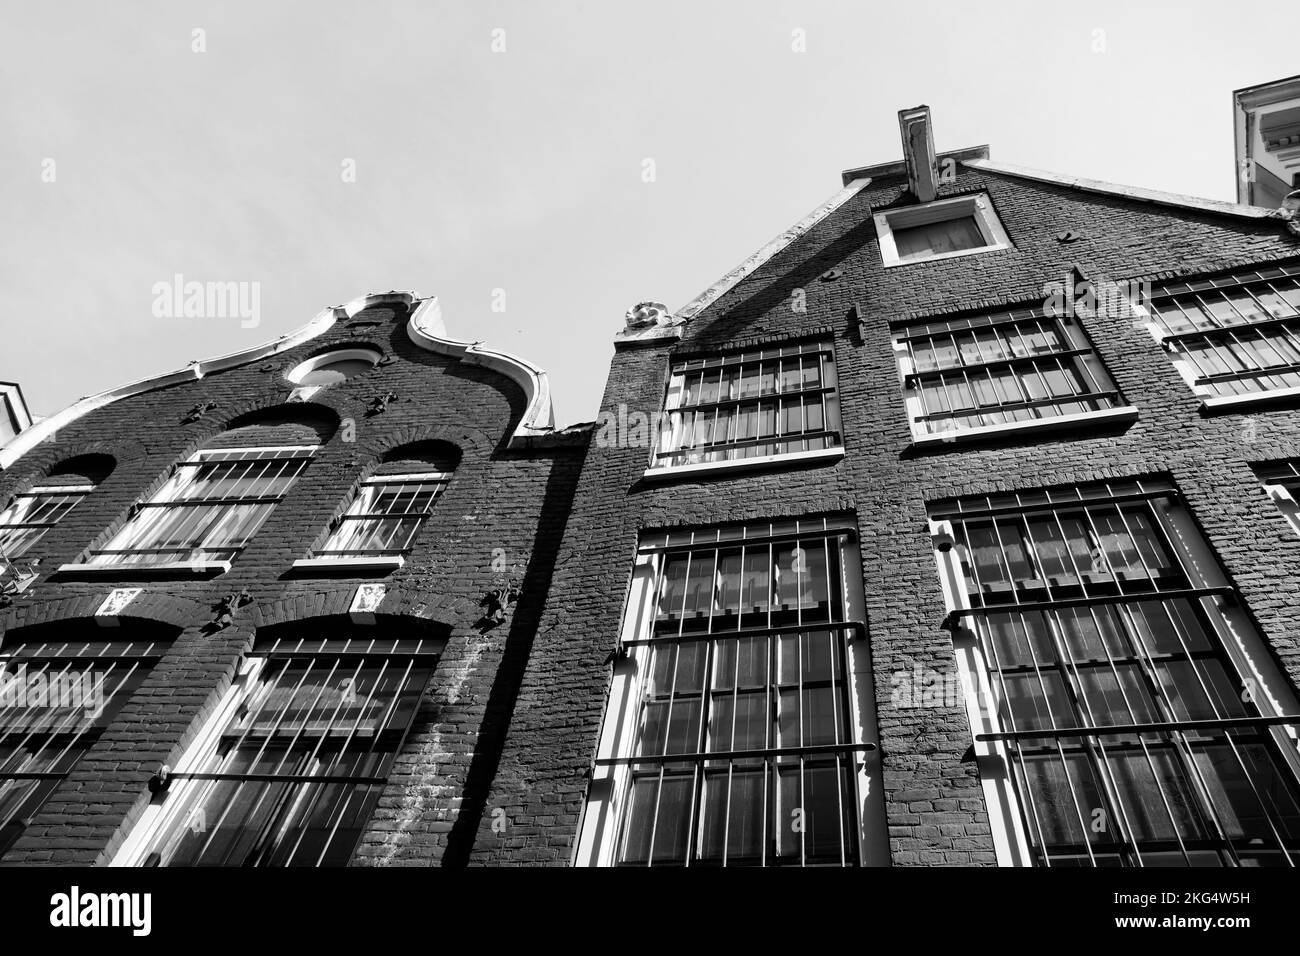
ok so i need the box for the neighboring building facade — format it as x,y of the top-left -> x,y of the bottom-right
1235,73 -> 1300,209
7,105 -> 1300,868
474,107 -> 1300,867
0,382 -> 31,451
0,293 -> 587,865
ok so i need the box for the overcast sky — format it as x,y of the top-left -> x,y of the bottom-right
2,0 -> 1297,427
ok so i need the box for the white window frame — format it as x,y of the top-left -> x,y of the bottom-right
292,470 -> 451,573
60,444 -> 317,578
286,348 -> 382,386
927,483 -> 1300,867
1136,263 -> 1300,413
646,339 -> 844,481
0,482 -> 95,561
892,309 -> 1137,447
874,192 -> 1012,268
111,630 -> 448,867
574,519 -> 888,867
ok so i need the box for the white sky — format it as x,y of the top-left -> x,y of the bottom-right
2,0 -> 1298,427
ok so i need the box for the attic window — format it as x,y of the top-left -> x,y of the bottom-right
874,192 -> 1011,267
288,348 -> 382,387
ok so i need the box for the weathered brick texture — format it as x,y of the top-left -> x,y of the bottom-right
0,300 -> 585,866
473,164 -> 1300,866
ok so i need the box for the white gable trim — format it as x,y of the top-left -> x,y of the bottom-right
674,177 -> 874,323
963,157 -> 1279,220
1,291 -> 559,470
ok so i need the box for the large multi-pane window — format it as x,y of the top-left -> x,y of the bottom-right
654,340 -> 842,469
86,446 -> 315,568
929,478 -> 1300,866
0,483 -> 95,561
117,630 -> 439,867
894,306 -> 1128,440
1,625 -> 167,856
578,515 -> 887,867
1145,261 -> 1300,402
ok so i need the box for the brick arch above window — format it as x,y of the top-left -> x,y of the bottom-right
208,404 -> 339,448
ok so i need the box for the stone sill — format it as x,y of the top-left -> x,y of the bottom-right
642,447 -> 844,482
290,556 -> 405,575
57,560 -> 232,580
908,405 -> 1140,450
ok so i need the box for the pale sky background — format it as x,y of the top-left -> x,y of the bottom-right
2,1 -> 1297,428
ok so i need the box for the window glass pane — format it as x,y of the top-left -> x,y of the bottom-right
893,216 -> 986,260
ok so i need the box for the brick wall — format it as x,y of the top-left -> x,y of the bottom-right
472,165 -> 1300,865
0,300 -> 586,866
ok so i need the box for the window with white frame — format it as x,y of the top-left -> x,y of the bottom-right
577,515 -> 887,867
1255,460 -> 1300,539
1143,262 -> 1300,406
309,472 -> 449,561
85,446 -> 315,569
0,483 -> 94,562
0,455 -> 114,563
893,305 -> 1130,442
1,625 -> 168,856
653,339 -> 842,470
874,192 -> 1011,267
114,628 -> 441,867
928,477 -> 1300,867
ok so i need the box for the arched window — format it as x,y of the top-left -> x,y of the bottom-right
0,619 -> 174,856
80,409 -> 334,572
0,454 -> 114,562
295,442 -> 459,571
288,347 -> 382,387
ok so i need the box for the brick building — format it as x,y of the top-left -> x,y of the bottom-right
0,292 -> 587,866
474,107 -> 1300,867
6,105 -> 1300,868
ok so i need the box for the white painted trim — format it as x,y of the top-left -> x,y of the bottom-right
291,556 -> 405,573
1,289 -> 566,471
908,406 -> 1140,448
963,157 -> 1277,220
642,446 -> 844,482
1201,385 -> 1300,413
0,308 -> 337,471
109,656 -> 266,867
57,560 -> 232,577
574,530 -> 887,866
286,347 -> 383,385
403,294 -> 556,448
674,178 -> 874,323
874,192 -> 1011,268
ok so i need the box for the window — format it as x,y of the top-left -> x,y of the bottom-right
1255,460 -> 1300,538
577,515 -> 887,867
1,624 -> 168,856
114,629 -> 440,867
653,339 -> 842,472
0,455 -> 113,561
1143,262 -> 1300,409
288,348 -> 382,388
874,192 -> 1011,267
894,306 -> 1134,443
84,446 -> 315,570
313,473 -> 448,559
294,444 -> 458,572
929,478 -> 1300,867
0,484 -> 94,561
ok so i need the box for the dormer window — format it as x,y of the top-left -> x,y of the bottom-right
874,193 -> 1012,267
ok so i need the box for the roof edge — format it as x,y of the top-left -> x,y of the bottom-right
675,177 -> 875,324
964,157 -> 1279,220
0,306 -> 339,470
1,290 -> 565,471
404,295 -> 558,449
